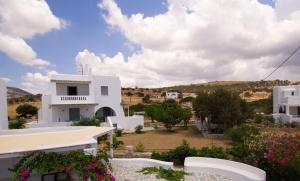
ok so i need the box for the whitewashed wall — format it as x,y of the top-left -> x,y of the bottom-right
0,79 -> 8,129
108,115 -> 144,131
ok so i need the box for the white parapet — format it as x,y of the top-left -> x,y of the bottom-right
107,115 -> 144,132
0,79 -> 8,130
184,157 -> 266,181
110,158 -> 173,169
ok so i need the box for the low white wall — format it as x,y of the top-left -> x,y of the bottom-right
108,115 -> 144,131
184,157 -> 266,181
110,158 -> 173,169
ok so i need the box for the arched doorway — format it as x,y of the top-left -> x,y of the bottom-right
95,107 -> 116,121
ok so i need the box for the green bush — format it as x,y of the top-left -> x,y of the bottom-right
72,117 -> 100,126
227,144 -> 249,160
135,125 -> 143,134
105,137 -> 124,150
138,167 -> 188,181
226,124 -> 260,143
16,104 -> 38,118
115,129 -> 123,137
135,142 -> 145,152
9,118 -> 26,129
197,146 -> 228,159
151,140 -> 228,165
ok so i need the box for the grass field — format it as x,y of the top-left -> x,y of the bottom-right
117,126 -> 231,151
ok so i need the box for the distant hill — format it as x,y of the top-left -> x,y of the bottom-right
7,87 -> 32,99
154,80 -> 300,94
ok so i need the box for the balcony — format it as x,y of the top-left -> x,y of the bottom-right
51,95 -> 97,105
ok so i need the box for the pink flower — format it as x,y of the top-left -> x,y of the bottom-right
107,173 -> 116,181
20,169 -> 30,181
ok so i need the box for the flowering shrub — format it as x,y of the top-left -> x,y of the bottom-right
10,151 -> 115,181
234,132 -> 300,180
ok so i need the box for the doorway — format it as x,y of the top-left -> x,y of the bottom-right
69,108 -> 80,121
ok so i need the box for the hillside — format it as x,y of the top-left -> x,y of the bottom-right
7,87 -> 32,99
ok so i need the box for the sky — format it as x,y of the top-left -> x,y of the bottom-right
0,0 -> 300,93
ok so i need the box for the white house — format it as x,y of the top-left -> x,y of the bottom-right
0,79 -> 8,130
0,126 -> 114,180
166,92 -> 179,100
273,85 -> 300,122
37,70 -> 143,131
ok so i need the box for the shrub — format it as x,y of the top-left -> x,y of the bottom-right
227,144 -> 249,160
105,137 -> 124,150
115,129 -> 123,137
16,104 -> 38,118
72,117 -> 100,126
10,151 -> 114,181
135,142 -> 145,152
135,125 -> 143,134
9,118 -> 26,129
226,124 -> 260,143
197,146 -> 228,159
138,167 -> 189,181
151,140 -> 228,165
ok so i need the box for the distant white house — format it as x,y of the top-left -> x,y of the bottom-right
166,92 -> 179,100
37,67 -> 143,131
273,85 -> 300,122
0,79 -> 8,130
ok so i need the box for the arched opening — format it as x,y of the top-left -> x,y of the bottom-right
95,107 -> 116,121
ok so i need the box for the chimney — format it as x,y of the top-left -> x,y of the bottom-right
0,79 -> 8,130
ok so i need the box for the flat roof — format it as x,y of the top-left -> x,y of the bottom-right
0,126 -> 114,158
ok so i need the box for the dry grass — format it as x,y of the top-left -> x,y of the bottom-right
118,126 -> 231,151
8,101 -> 41,119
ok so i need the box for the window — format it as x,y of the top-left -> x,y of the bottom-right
101,86 -> 108,96
67,86 -> 77,95
292,91 -> 294,96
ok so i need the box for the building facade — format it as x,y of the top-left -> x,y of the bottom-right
38,72 -> 143,130
273,85 -> 300,122
166,92 -> 179,100
0,79 -> 8,129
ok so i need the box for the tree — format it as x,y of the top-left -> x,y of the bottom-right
16,104 -> 38,118
193,89 -> 254,132
155,99 -> 183,131
181,107 -> 192,128
142,95 -> 151,103
145,104 -> 160,122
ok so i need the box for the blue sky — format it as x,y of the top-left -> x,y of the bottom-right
0,0 -> 168,88
0,0 -> 286,91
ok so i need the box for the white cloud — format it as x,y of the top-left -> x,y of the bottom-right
76,0 -> 300,87
0,77 -> 10,83
0,0 -> 66,67
21,70 -> 58,94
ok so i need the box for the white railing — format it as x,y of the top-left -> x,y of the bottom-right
60,96 -> 87,101
51,95 -> 96,105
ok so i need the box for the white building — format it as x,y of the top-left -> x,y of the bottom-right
273,85 -> 300,122
0,79 -> 8,130
38,71 -> 143,131
0,126 -> 114,180
166,92 -> 179,100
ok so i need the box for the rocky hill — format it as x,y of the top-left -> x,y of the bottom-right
7,87 -> 32,99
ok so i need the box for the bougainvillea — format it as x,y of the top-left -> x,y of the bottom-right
266,135 -> 300,167
10,151 -> 115,181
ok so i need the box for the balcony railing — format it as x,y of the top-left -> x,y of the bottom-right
60,96 -> 87,101
51,95 -> 96,105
